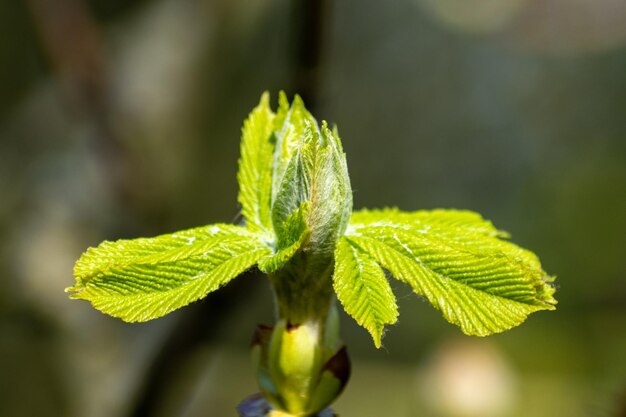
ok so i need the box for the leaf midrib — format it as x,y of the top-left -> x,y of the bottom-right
79,247 -> 269,301
348,222 -> 539,285
346,234 -> 551,309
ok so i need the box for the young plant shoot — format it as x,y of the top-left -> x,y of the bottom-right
67,92 -> 557,417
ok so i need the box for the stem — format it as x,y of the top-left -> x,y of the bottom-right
247,255 -> 349,416
270,258 -> 335,326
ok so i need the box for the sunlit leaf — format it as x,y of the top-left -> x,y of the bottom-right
345,209 -> 556,336
271,113 -> 352,257
259,202 -> 310,273
238,92 -> 276,235
68,224 -> 270,322
350,207 -> 508,238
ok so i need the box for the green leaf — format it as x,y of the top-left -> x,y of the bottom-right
333,237 -> 398,348
238,92 -> 276,235
67,224 -> 271,322
259,202 -> 311,273
350,207 -> 508,238
273,91 -> 290,135
346,209 -> 556,336
271,95 -> 317,201
307,123 -> 352,253
271,109 -> 352,257
271,130 -> 313,233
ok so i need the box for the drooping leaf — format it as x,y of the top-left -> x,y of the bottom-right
238,92 -> 276,235
345,209 -> 556,336
333,237 -> 398,348
67,224 -> 271,322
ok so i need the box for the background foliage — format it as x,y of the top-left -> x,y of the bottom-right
1,0 -> 625,416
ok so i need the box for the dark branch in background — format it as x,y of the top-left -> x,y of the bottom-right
289,0 -> 329,115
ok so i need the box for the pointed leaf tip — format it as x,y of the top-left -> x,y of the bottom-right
260,90 -> 270,104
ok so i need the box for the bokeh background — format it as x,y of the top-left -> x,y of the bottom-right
1,0 -> 625,416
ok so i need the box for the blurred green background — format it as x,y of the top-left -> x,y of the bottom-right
1,0 -> 625,416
